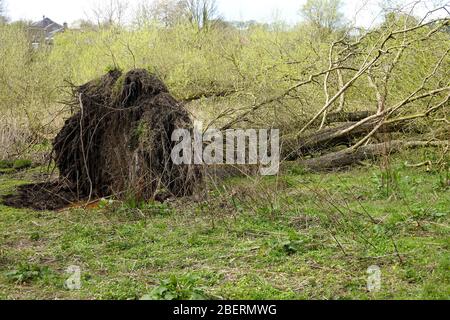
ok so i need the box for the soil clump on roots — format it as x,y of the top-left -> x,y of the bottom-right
2,69 -> 201,210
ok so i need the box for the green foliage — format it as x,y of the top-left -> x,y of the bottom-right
0,159 -> 33,170
0,23 -> 66,158
5,264 -> 51,284
371,166 -> 401,199
141,274 -> 209,300
12,159 -> 33,170
0,160 -> 12,169
271,238 -> 309,256
99,196 -> 173,218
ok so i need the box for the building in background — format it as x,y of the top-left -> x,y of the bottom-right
29,16 -> 66,48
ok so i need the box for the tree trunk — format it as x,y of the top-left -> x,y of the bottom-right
299,140 -> 448,171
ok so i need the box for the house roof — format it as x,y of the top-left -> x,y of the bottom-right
30,17 -> 64,33
29,17 -> 65,44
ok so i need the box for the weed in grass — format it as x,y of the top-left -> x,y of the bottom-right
141,274 -> 209,300
0,160 -> 12,169
99,197 -> 173,219
12,159 -> 33,170
5,264 -> 52,284
274,239 -> 305,256
29,231 -> 42,241
436,155 -> 449,191
0,159 -> 33,171
371,168 -> 401,199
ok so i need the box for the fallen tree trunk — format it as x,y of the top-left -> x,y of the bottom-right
182,89 -> 237,103
299,140 -> 448,171
286,119 -> 420,159
295,122 -> 374,155
322,111 -> 376,124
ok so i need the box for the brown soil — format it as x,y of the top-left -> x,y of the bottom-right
2,182 -> 80,211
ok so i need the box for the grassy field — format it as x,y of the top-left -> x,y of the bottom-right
0,150 -> 448,300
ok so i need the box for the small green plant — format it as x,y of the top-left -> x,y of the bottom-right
371,167 -> 401,199
123,194 -> 144,210
105,64 -> 122,73
0,159 -> 32,170
437,161 -> 449,191
0,160 -> 13,169
270,237 -> 311,256
13,159 -> 32,170
286,164 -> 307,176
29,231 -> 41,241
101,194 -> 173,218
5,264 -> 50,284
141,274 -> 209,300
279,240 -> 302,255
98,198 -> 116,210
123,197 -> 171,214
412,208 -> 447,222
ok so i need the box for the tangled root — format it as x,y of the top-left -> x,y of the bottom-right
53,68 -> 202,203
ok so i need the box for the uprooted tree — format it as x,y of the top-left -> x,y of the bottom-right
4,69 -> 203,210
53,69 -> 202,201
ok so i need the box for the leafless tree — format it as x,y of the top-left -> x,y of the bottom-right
301,0 -> 345,31
90,0 -> 129,28
184,0 -> 219,30
135,0 -> 188,27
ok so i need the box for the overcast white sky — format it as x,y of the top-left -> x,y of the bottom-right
3,0 -> 448,27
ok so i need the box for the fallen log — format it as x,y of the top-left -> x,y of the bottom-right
322,111 -> 376,124
286,119 -> 420,159
299,140 -> 448,171
182,89 -> 237,103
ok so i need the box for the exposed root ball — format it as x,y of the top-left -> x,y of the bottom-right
53,68 -> 201,202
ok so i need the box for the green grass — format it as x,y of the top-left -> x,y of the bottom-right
0,159 -> 33,171
0,150 -> 448,300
